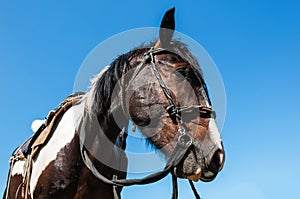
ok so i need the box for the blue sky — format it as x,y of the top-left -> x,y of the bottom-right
1,0 -> 300,198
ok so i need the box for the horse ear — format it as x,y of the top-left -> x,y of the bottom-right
154,7 -> 175,48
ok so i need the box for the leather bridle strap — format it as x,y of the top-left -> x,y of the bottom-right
113,133 -> 193,185
146,47 -> 202,199
80,132 -> 193,185
148,48 -> 178,115
80,132 -> 195,199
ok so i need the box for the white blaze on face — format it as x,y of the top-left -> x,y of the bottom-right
209,118 -> 223,150
29,102 -> 84,195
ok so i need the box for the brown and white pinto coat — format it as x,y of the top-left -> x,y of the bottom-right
4,7 -> 224,199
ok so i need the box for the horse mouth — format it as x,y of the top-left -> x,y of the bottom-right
175,167 -> 219,182
186,169 -> 218,182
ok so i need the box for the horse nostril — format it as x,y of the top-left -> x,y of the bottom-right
214,149 -> 225,172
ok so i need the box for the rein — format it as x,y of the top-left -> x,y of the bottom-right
81,47 -> 216,199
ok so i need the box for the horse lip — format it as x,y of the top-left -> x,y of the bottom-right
187,168 -> 202,182
174,167 -> 202,182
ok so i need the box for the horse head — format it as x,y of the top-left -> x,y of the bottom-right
120,8 -> 225,182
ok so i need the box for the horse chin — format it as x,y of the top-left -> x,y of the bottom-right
199,170 -> 218,182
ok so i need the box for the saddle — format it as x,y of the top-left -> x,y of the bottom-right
14,92 -> 85,160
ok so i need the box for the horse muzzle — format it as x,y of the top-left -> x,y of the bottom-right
200,148 -> 225,182
175,146 -> 225,182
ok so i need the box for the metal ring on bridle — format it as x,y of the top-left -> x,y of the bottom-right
177,134 -> 193,148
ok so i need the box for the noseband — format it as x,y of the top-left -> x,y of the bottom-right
80,47 -> 216,199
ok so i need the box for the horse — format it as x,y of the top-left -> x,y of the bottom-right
3,7 -> 225,199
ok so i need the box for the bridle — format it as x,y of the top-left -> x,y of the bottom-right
145,47 -> 216,134
80,47 -> 216,199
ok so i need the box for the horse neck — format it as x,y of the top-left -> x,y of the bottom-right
78,97 -> 128,173
78,54 -> 138,173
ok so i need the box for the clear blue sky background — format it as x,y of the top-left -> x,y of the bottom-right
1,0 -> 300,198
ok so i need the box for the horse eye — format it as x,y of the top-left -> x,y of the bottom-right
174,68 -> 189,79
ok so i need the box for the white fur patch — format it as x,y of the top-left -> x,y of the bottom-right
85,65 -> 110,114
209,118 -> 223,149
29,102 -> 84,195
11,160 -> 25,176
